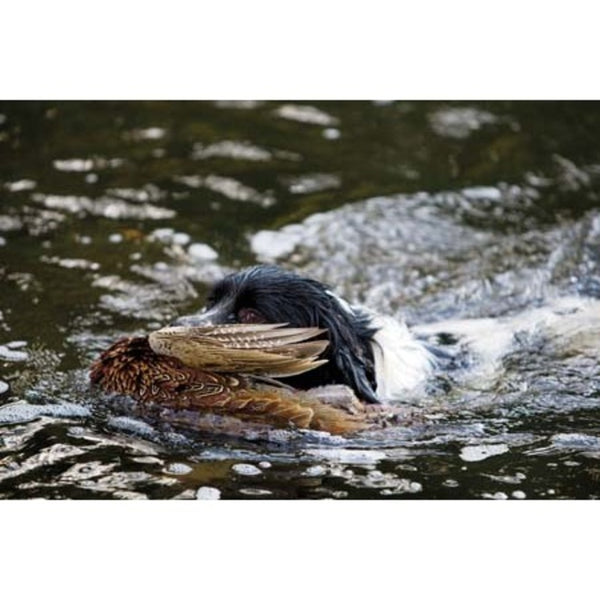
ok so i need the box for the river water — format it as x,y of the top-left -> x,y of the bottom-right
1,101 -> 599,499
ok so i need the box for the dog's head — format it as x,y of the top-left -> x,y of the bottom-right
174,265 -> 380,403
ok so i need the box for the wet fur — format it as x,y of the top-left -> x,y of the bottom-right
174,265 -> 436,403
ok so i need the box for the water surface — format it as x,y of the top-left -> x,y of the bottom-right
1,101 -> 599,499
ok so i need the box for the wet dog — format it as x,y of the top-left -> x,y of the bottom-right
173,265 -> 436,404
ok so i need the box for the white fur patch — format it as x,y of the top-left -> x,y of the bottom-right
367,313 -> 437,401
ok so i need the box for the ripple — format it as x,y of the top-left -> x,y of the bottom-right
231,463 -> 262,476
40,255 -> 100,271
275,104 -> 339,126
32,193 -> 175,220
192,140 -> 272,161
0,400 -> 91,424
196,486 -> 221,499
286,173 -> 341,195
460,444 -> 509,462
303,448 -> 386,465
0,345 -> 28,361
176,174 -> 275,207
126,127 -> 166,141
4,179 -> 36,192
53,157 -> 124,172
428,107 -> 500,139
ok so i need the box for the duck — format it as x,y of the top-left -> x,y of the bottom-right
90,323 -> 377,435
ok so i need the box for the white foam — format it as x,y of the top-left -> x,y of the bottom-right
188,243 -> 218,262
460,444 -> 509,462
196,486 -> 221,500
231,463 -> 262,476
275,104 -> 339,127
303,448 -> 386,465
0,401 -> 91,424
0,345 -> 28,361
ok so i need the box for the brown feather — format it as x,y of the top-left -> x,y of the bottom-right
90,330 -> 368,435
148,323 -> 329,377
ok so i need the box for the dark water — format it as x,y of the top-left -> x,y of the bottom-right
1,100 -> 599,499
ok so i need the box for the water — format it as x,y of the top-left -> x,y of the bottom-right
1,100 -> 599,499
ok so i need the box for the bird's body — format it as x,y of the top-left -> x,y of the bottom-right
90,324 -> 371,435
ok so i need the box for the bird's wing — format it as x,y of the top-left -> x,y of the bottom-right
148,323 -> 329,378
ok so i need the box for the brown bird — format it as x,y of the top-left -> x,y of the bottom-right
90,323 -> 370,435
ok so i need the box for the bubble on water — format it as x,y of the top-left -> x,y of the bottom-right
4,179 -> 36,192
487,473 -> 527,485
258,461 -> 272,469
460,444 -> 509,462
429,107 -> 499,139
303,465 -> 327,477
40,255 -> 100,271
287,173 -> 341,195
214,100 -> 264,110
251,227 -> 305,262
0,401 -> 91,424
165,463 -> 193,475
0,236 -> 5,246
0,215 -> 22,231
133,456 -> 164,466
240,488 -> 272,497
107,416 -> 157,438
232,463 -> 262,476
304,448 -> 386,465
512,490 -> 526,499
196,486 -> 221,500
192,140 -> 272,162
462,186 -> 503,202
172,232 -> 191,246
32,193 -> 175,220
551,433 -> 600,450
53,158 -> 124,172
53,158 -> 95,172
129,127 -> 166,141
443,479 -> 460,488
0,381 -> 9,395
481,491 -> 509,500
379,480 -> 423,495
0,345 -> 28,362
275,104 -> 339,127
188,243 -> 218,262
367,470 -> 385,482
322,128 -> 341,140
189,174 -> 276,207
108,233 -> 123,243
148,227 -> 175,243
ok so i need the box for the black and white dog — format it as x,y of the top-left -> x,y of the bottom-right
173,265 -> 437,404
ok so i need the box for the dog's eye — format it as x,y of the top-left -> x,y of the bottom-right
237,308 -> 266,324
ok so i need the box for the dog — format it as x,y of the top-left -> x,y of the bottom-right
172,265 -> 437,404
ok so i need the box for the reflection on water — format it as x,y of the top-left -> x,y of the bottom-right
1,101 -> 600,499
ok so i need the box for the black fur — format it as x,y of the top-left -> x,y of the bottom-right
173,265 -> 381,403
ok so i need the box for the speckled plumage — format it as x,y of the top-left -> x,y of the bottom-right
90,325 -> 369,434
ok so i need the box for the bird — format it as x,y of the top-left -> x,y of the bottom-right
172,265 -> 437,404
89,322 -> 373,435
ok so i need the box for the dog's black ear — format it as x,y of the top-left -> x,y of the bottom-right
334,347 -> 380,404
316,303 -> 381,404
